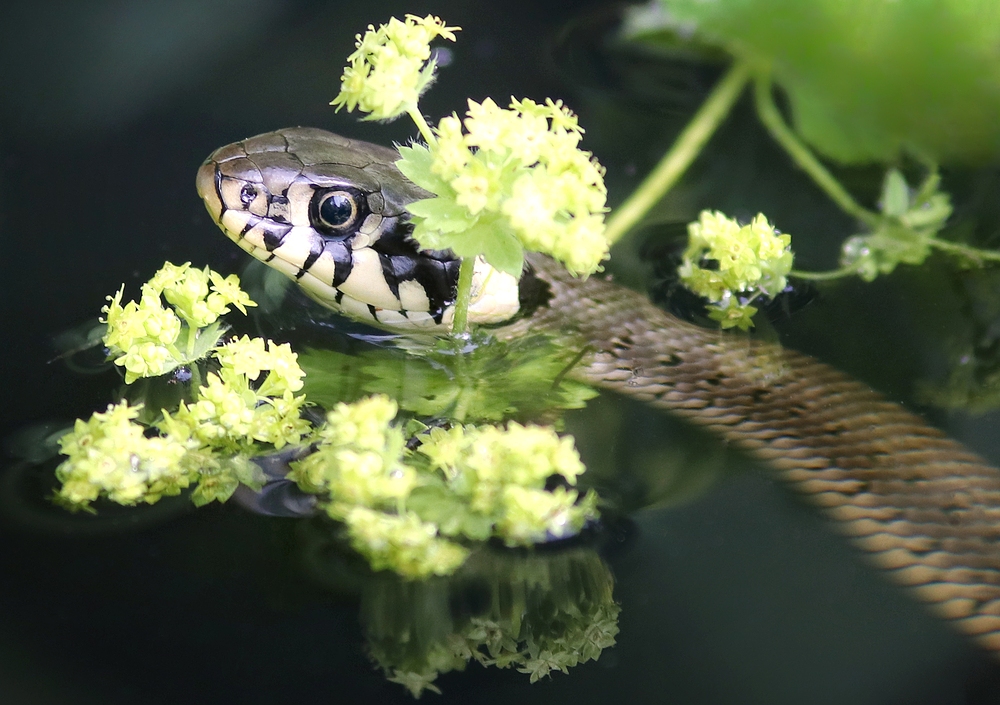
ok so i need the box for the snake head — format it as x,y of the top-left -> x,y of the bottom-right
197,127 -> 521,330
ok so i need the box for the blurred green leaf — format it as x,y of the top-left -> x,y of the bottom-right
882,169 -> 910,218
839,168 -> 952,280
636,0 -> 1000,163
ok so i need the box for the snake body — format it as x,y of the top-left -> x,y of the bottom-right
198,128 -> 1000,656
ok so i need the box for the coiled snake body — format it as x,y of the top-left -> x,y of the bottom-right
198,127 -> 1000,657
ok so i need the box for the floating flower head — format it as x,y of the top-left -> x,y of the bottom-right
678,210 -> 793,330
101,262 -> 256,383
332,14 -> 459,122
55,402 -> 193,508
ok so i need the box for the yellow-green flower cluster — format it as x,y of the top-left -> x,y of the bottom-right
152,262 -> 254,328
399,97 -> 609,277
214,335 -> 306,398
102,262 -> 255,383
55,332 -> 310,509
678,211 -> 793,331
289,395 -> 466,579
345,506 -> 469,578
60,256 -> 604,578
55,402 -> 193,507
164,336 -> 311,452
332,14 -> 459,122
102,286 -> 182,383
290,395 -> 414,503
418,422 -> 597,546
287,398 -> 597,577
57,264 -> 309,509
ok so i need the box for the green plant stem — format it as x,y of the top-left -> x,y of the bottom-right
408,108 -> 436,145
452,384 -> 471,424
182,324 -> 203,396
451,257 -> 476,335
189,360 -> 202,400
926,237 -> 1000,264
603,60 -> 753,246
753,74 -> 881,229
185,325 -> 197,359
792,237 -> 1000,282
789,266 -> 858,281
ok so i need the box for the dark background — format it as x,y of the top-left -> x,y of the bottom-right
3,1 -> 1000,703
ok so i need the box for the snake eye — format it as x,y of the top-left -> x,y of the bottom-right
316,190 -> 358,230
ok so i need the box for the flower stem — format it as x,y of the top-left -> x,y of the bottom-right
604,59 -> 752,246
753,74 -> 881,229
926,237 -> 1000,264
189,361 -> 202,401
185,324 -> 197,359
789,266 -> 858,281
408,107 -> 437,145
450,257 -> 476,335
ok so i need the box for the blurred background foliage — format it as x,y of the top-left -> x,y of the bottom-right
630,0 -> 1000,164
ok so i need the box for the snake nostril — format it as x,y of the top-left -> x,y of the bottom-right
239,184 -> 258,205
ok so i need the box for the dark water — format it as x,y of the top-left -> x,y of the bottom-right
3,1 -> 1000,703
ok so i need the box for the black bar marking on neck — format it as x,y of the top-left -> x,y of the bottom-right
328,241 -> 353,287
378,252 -> 401,300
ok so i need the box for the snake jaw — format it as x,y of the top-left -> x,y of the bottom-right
197,127 -> 522,331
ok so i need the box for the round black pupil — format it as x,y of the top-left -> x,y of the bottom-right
239,184 -> 257,204
320,193 -> 354,227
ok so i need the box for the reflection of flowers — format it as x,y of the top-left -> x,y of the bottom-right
358,546 -> 620,697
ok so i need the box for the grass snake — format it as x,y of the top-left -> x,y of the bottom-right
197,127 -> 1000,658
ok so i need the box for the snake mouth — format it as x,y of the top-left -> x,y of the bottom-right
196,128 -> 522,331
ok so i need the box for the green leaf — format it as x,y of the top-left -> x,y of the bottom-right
638,0 -> 1000,163
840,226 -> 932,280
191,473 -> 239,506
396,143 -> 452,193
406,197 -> 477,233
174,321 -> 227,365
412,213 -> 525,278
229,454 -> 267,491
881,169 -> 910,218
407,485 -> 495,541
904,192 -> 951,231
410,220 -> 460,253
403,418 -> 430,438
476,224 -> 525,278
708,301 -> 757,331
448,218 -> 525,277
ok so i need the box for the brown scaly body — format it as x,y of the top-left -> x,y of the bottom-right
523,253 -> 1000,653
